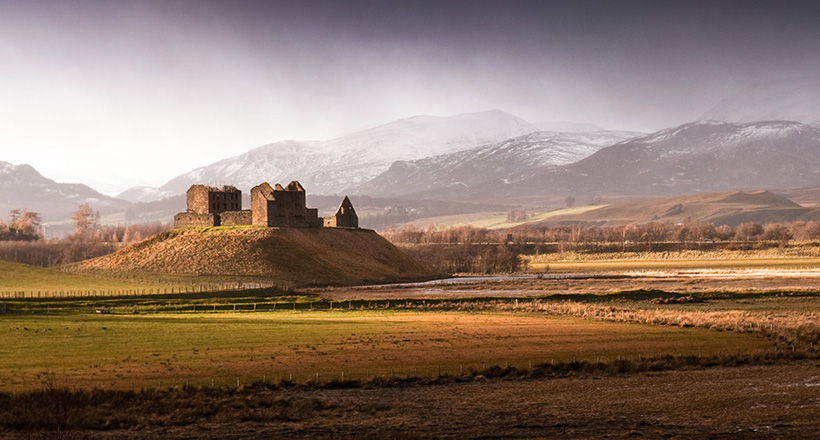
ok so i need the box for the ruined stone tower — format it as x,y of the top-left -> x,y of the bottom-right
249,180 -> 321,228
323,195 -> 358,228
174,185 -> 251,227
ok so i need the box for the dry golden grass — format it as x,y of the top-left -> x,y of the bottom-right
0,310 -> 769,392
65,227 -> 440,286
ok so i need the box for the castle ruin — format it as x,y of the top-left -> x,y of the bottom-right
173,181 -> 357,229
323,195 -> 358,228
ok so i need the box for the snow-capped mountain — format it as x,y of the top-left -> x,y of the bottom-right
496,120 -> 820,199
355,130 -> 640,198
119,110 -> 540,202
0,161 -> 128,222
700,77 -> 820,127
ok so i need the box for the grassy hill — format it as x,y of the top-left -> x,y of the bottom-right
526,190 -> 815,227
68,227 -> 441,286
391,190 -> 820,230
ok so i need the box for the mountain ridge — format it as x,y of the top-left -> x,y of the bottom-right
0,161 -> 128,223
399,120 -> 820,203
119,110 -> 541,202
355,130 -> 641,198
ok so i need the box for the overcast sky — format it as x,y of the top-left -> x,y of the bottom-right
2,0 -> 820,194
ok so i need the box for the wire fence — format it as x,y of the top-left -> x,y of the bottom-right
0,282 -> 275,299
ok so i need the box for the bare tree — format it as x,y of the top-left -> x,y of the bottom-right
71,203 -> 99,241
734,222 -> 764,241
564,195 -> 576,208
12,210 -> 42,236
506,210 -> 527,223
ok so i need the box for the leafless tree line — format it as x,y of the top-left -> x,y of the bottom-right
0,209 -> 42,241
0,203 -> 170,267
384,220 -> 820,246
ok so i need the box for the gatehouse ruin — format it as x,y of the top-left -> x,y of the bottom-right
173,181 -> 358,229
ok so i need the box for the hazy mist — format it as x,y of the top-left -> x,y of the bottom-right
2,0 -> 819,194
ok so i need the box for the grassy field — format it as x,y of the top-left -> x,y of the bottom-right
525,247 -> 820,272
0,260 -> 276,298
0,310 -> 771,392
0,260 -> 171,294
529,257 -> 820,272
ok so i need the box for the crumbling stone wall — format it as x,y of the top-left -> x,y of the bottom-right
306,208 -> 322,227
250,180 -> 321,227
219,210 -> 252,226
207,186 -> 242,213
186,185 -> 211,214
324,195 -> 358,228
174,212 -> 218,228
186,185 -> 242,214
176,185 -> 247,228
250,182 -> 275,226
176,181 -> 356,230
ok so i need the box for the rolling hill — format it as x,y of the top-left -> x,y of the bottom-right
68,227 -> 442,285
388,191 -> 818,230
519,190 -> 820,228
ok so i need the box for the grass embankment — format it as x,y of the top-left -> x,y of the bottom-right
68,227 -> 441,286
0,310 -> 770,392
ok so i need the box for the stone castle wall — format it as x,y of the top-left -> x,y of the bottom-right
186,185 -> 211,214
219,210 -> 252,226
174,212 -> 218,228
175,181 -> 356,230
250,183 -> 275,226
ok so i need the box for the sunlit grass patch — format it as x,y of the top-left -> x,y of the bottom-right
0,310 -> 771,392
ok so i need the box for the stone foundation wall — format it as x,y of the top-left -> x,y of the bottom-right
174,212 -> 217,228
219,210 -> 252,226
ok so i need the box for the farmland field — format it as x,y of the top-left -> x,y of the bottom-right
4,258 -> 820,437
0,310 -> 772,392
525,246 -> 820,272
0,260 -> 269,298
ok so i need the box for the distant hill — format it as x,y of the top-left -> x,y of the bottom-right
442,120 -> 820,203
68,227 -> 442,285
356,130 -> 640,198
0,161 -> 129,223
118,110 -> 541,202
700,77 -> 820,127
520,190 -> 820,228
